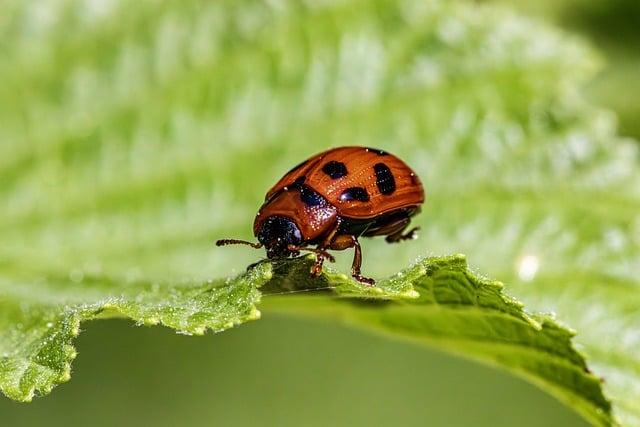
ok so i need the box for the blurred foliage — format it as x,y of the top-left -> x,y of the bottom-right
0,0 -> 639,425
484,0 -> 640,139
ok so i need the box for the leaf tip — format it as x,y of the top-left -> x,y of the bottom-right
249,261 -> 274,286
192,326 -> 207,336
452,253 -> 467,261
491,281 -> 505,290
143,317 -> 160,326
404,289 -> 420,299
65,345 -> 78,361
22,390 -> 34,403
249,307 -> 261,320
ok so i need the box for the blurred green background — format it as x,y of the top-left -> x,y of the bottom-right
0,0 -> 640,426
0,318 -> 587,427
486,0 -> 640,140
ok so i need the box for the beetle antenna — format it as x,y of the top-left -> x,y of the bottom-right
216,239 -> 263,249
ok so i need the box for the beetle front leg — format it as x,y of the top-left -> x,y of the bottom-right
287,244 -> 334,277
308,220 -> 342,277
310,253 -> 325,277
288,245 -> 335,263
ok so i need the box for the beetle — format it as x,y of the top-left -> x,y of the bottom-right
216,146 -> 425,285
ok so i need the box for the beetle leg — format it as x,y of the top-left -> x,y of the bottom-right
307,219 -> 344,277
386,227 -> 419,243
310,254 -> 325,277
349,236 -> 375,286
360,213 -> 418,244
285,244 -> 333,277
328,234 -> 355,250
327,235 -> 375,286
385,221 -> 420,243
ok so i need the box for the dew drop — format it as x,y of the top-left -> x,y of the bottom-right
516,254 -> 539,282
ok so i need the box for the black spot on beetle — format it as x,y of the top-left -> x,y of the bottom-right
322,161 -> 348,179
373,148 -> 389,156
291,176 -> 306,188
374,163 -> 396,195
299,184 -> 326,207
340,187 -> 370,202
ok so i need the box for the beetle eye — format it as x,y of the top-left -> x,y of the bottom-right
257,216 -> 303,259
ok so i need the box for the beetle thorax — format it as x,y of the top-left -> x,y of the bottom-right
253,184 -> 339,252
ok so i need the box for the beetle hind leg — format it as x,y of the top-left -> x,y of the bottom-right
381,217 -> 420,244
385,226 -> 420,243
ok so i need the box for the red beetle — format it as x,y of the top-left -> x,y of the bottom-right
217,146 -> 425,285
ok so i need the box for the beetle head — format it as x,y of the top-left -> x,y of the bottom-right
257,216 -> 303,259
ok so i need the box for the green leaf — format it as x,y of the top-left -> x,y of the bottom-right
0,263 -> 269,402
263,256 -> 611,426
1,253 -> 612,426
0,0 -> 638,425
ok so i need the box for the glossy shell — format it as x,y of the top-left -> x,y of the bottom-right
253,184 -> 339,243
265,146 -> 425,219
